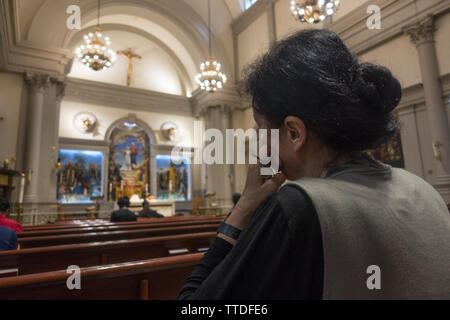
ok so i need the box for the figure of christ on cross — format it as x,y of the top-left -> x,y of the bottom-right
117,48 -> 142,87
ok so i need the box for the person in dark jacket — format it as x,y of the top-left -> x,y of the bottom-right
0,226 -> 18,251
110,197 -> 137,222
138,201 -> 164,218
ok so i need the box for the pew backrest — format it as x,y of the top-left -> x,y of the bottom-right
0,253 -> 203,300
18,223 -> 219,248
0,232 -> 215,275
19,218 -> 223,238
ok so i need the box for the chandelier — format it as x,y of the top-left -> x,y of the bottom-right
195,0 -> 227,92
290,0 -> 340,24
75,0 -> 116,71
196,57 -> 227,92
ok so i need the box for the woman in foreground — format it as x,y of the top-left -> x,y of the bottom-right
178,29 -> 450,300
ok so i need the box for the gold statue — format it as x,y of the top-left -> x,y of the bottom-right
117,48 -> 142,87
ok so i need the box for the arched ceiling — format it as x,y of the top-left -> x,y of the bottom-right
20,0 -> 242,96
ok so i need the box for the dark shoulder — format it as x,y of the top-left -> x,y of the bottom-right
273,184 -> 319,236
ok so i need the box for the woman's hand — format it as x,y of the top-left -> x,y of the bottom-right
225,164 -> 286,234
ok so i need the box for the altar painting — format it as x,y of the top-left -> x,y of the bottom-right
109,129 -> 150,200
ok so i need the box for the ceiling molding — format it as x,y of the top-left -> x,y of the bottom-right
0,0 -> 72,79
328,0 -> 450,55
65,77 -> 193,117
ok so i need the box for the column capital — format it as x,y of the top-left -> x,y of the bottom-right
25,73 -> 50,94
52,79 -> 66,102
191,85 -> 243,117
403,15 -> 436,46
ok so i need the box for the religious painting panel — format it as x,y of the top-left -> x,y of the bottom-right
57,149 -> 103,203
156,155 -> 191,201
108,126 -> 150,201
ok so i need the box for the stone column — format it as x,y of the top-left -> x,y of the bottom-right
47,80 -> 66,201
404,16 -> 450,193
150,154 -> 157,197
204,105 -> 233,207
23,74 -> 49,203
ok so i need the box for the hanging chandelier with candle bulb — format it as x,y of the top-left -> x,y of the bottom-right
195,0 -> 227,92
75,0 -> 116,71
290,0 -> 340,24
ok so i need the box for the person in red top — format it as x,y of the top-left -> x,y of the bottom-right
0,198 -> 23,233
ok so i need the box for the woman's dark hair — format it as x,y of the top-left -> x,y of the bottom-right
242,29 -> 402,153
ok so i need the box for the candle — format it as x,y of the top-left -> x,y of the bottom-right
18,174 -> 25,204
109,183 -> 112,194
145,184 -> 149,193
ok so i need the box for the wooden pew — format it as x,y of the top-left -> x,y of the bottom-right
18,224 -> 219,249
22,216 -> 222,231
0,232 -> 215,275
0,253 -> 203,300
18,218 -> 223,238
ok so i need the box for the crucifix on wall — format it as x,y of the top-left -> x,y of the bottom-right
117,48 -> 142,87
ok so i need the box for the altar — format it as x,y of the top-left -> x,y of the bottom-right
129,200 -> 175,217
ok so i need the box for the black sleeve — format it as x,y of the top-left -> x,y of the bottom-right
177,185 -> 324,300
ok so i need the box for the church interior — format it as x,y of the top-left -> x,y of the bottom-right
0,0 -> 449,300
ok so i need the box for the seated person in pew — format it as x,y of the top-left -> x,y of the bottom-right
110,197 -> 137,223
0,198 -> 23,233
178,30 -> 450,300
0,226 -> 18,251
138,201 -> 164,218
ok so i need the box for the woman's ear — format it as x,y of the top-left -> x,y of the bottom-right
283,116 -> 307,151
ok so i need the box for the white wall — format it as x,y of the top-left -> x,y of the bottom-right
59,99 -> 196,148
238,12 -> 270,74
0,72 -> 26,164
358,35 -> 422,89
435,12 -> 450,77
69,31 -> 185,96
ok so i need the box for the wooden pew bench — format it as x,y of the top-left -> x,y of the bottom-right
22,216 -> 222,231
18,223 -> 219,249
18,218 -> 223,238
0,253 -> 203,300
0,232 -> 215,275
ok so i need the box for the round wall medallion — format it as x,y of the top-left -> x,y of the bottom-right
73,112 -> 97,134
160,122 -> 180,142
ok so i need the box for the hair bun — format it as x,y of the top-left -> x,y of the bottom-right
355,63 -> 402,114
